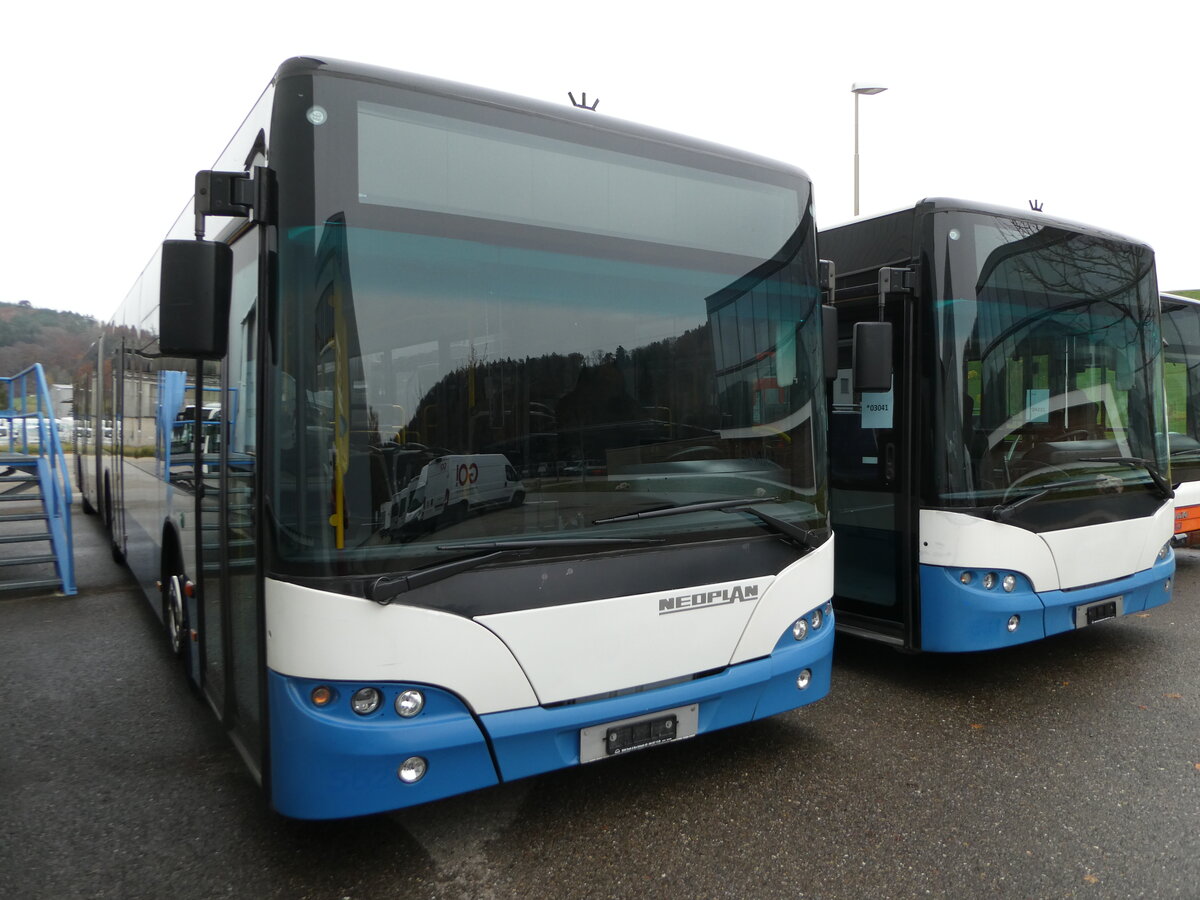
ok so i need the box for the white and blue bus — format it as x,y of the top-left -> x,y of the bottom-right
819,199 -> 1174,652
75,58 -> 836,819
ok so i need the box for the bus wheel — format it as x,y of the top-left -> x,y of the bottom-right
104,479 -> 124,564
165,575 -> 188,657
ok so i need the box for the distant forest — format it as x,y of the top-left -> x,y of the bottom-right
0,301 -> 99,386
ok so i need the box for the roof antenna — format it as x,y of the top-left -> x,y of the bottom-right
568,92 -> 599,111
1029,199 -> 1044,212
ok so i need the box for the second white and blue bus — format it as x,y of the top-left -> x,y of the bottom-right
819,198 -> 1174,652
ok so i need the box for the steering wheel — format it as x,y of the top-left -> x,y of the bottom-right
1054,429 -> 1090,441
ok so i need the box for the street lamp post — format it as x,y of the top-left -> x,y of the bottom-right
852,82 -> 887,216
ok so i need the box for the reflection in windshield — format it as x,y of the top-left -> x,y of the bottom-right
932,213 -> 1165,506
270,220 -> 826,569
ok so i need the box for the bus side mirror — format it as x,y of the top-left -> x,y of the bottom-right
822,305 -> 838,381
159,239 -> 231,359
853,321 -> 892,393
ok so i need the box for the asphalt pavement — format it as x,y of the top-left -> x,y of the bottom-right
2,501 -> 1198,899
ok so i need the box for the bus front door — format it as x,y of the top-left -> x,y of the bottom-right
829,293 -> 918,648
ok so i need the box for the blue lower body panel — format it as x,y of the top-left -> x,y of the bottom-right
267,616 -> 834,819
482,620 -> 834,782
269,674 -> 500,820
920,553 -> 1174,652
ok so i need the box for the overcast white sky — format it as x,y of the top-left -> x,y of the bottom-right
4,0 -> 1197,319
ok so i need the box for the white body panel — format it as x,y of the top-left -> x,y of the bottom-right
265,538 -> 833,712
731,536 -> 833,663
1173,479 -> 1200,513
265,579 -> 539,714
919,504 -> 1172,591
479,539 -> 832,704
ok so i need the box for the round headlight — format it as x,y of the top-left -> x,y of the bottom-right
351,687 -> 382,716
982,572 -> 998,590
796,669 -> 812,690
395,689 -> 426,718
398,757 -> 427,784
792,618 -> 809,641
1002,574 -> 1017,593
959,571 -> 973,585
1007,615 -> 1020,632
1158,542 -> 1171,562
810,607 -> 823,631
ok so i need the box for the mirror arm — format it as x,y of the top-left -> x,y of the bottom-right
878,266 -> 914,319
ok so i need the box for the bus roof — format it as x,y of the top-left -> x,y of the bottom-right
822,197 -> 1152,250
273,56 -> 813,184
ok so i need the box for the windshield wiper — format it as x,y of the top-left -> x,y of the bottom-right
368,537 -> 665,605
370,550 -> 513,605
1079,456 -> 1174,500
593,497 -> 777,525
435,537 -> 664,551
734,506 -> 830,553
594,497 -> 826,554
991,488 -> 1053,522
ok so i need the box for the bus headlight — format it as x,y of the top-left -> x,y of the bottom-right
959,571 -> 973,585
398,757 -> 427,784
810,607 -> 824,631
982,572 -> 998,590
1007,615 -> 1020,632
796,669 -> 812,690
1002,574 -> 1017,593
395,689 -> 426,718
1158,542 -> 1172,562
792,618 -> 809,641
311,685 -> 334,707
351,687 -> 382,715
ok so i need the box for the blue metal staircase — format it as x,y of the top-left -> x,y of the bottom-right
0,364 -> 75,595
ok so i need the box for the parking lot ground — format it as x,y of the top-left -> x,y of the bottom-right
2,505 -> 1198,899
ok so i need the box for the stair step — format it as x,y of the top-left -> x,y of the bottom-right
0,533 -> 50,544
0,513 -> 48,523
0,554 -> 57,567
0,578 -> 66,593
0,493 -> 43,502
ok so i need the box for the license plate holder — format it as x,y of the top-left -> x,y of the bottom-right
1074,595 -> 1123,628
579,704 -> 698,763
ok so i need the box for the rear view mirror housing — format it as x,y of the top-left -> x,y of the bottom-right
822,305 -> 838,381
159,239 -> 232,359
853,321 -> 893,393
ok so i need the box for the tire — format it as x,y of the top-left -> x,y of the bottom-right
104,479 -> 124,564
165,575 -> 187,657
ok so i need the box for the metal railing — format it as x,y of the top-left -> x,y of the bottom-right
0,363 -> 75,594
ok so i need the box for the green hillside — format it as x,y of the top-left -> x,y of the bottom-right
0,301 -> 99,386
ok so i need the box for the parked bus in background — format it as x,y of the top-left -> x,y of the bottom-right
74,58 -> 836,819
819,198 -> 1174,652
1159,291 -> 1200,546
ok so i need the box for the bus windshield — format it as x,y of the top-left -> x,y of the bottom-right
269,87 -> 826,574
929,211 -> 1166,508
